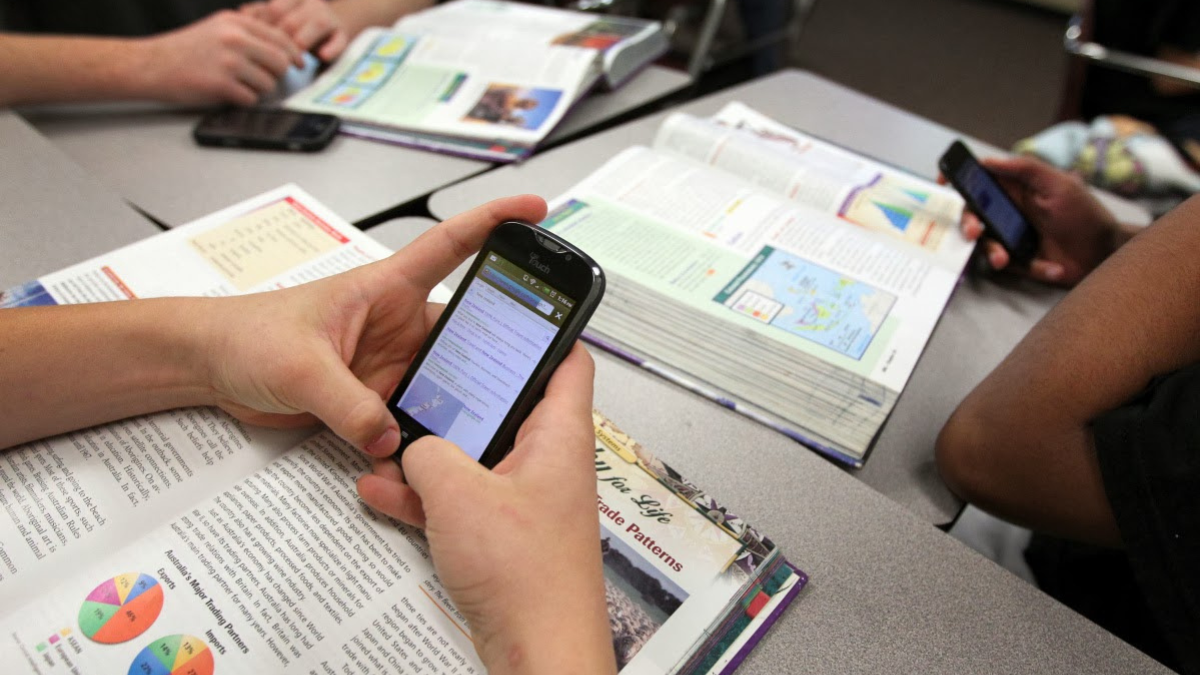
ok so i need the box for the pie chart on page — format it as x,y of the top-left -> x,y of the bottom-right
78,572 -> 165,644
128,634 -> 216,675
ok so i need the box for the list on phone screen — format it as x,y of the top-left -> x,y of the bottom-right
957,161 -> 1029,248
395,252 -> 574,460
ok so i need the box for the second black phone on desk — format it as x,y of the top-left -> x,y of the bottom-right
939,140 -> 1039,264
193,108 -> 339,151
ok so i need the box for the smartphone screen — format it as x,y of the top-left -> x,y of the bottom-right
392,251 -> 576,461
950,156 -> 1032,252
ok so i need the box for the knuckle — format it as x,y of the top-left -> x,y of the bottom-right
217,53 -> 241,72
340,399 -> 382,446
218,27 -> 246,48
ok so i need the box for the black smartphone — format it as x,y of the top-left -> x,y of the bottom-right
939,140 -> 1040,264
192,108 -> 340,151
387,220 -> 605,468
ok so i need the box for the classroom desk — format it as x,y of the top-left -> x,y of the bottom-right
0,111 -> 160,289
22,66 -> 690,228
426,69 -> 1150,526
365,216 -> 1168,675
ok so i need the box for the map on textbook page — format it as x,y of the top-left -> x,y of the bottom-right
715,246 -> 895,360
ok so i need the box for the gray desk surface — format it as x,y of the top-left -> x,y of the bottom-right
24,108 -> 486,228
548,65 -> 691,143
365,214 -> 1168,675
0,111 -> 159,289
23,65 -> 690,228
426,69 -> 1151,526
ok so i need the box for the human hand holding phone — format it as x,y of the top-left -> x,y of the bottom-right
941,150 -> 1123,286
200,194 -> 549,456
358,344 -> 617,675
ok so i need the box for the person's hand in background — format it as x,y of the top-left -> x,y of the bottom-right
136,10 -> 304,105
241,0 -> 348,62
953,156 -> 1129,286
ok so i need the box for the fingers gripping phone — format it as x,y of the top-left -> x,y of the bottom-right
939,140 -> 1040,264
193,108 -> 340,151
387,220 -> 605,468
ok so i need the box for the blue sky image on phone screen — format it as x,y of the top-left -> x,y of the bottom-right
395,252 -> 575,460
956,161 -> 1030,250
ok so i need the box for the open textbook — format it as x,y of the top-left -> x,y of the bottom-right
286,0 -> 667,162
0,187 -> 804,673
540,103 -> 974,466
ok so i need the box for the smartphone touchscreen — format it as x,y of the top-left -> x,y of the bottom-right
391,251 -> 577,461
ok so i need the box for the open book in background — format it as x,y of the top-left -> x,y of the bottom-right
541,103 -> 973,466
0,187 -> 802,674
285,0 -> 667,162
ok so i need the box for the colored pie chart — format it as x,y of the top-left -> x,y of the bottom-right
78,573 -> 164,644
128,635 -> 215,675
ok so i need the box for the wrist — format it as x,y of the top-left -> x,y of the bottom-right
1083,213 -> 1126,274
467,552 -> 615,675
473,595 -> 615,675
1107,220 -> 1139,256
123,298 -> 223,410
115,36 -> 165,101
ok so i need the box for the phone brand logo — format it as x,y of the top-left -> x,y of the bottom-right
528,252 -> 551,274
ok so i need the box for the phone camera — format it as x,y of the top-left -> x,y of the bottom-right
565,254 -> 573,261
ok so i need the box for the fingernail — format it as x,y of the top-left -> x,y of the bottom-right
989,250 -> 1005,268
365,427 -> 399,456
1045,264 -> 1064,281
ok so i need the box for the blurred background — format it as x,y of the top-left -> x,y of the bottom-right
789,0 -> 1069,147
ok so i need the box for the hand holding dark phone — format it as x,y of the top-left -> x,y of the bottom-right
387,220 -> 605,469
193,108 -> 340,151
939,140 -> 1040,265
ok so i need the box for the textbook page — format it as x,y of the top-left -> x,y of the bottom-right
394,0 -> 666,86
398,0 -> 637,45
287,27 -> 596,148
1,186 -> 393,305
653,104 -> 973,267
1,415 -> 802,675
544,146 -> 964,462
0,187 -> 452,611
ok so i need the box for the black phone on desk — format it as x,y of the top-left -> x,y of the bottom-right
938,140 -> 1040,264
387,220 -> 605,469
193,107 -> 339,151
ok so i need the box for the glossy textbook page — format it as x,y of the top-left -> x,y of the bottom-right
394,0 -> 667,87
542,108 -> 974,464
286,26 -> 596,148
654,103 -> 971,268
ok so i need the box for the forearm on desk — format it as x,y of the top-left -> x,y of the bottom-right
0,34 -> 158,107
0,299 -> 215,450
330,0 -> 432,37
938,196 -> 1200,545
